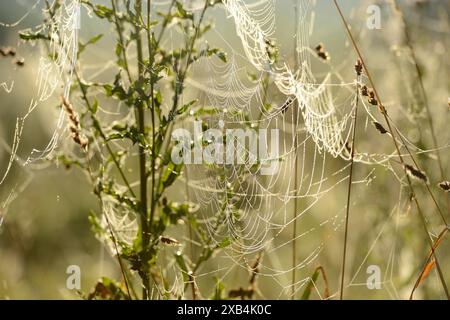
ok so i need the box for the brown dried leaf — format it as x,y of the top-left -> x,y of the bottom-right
410,228 -> 449,299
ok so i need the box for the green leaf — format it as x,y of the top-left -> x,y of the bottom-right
175,1 -> 193,20
175,252 -> 191,282
92,98 -> 99,114
19,31 -> 50,41
79,34 -> 103,56
160,161 -> 183,191
300,266 -> 329,300
215,50 -> 228,63
91,4 -> 114,20
204,48 -> 228,63
217,237 -> 232,249
212,277 -> 226,300
177,99 -> 198,115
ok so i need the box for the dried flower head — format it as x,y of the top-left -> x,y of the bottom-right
61,96 -> 88,150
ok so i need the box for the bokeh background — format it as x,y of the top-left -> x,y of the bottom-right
0,0 -> 449,299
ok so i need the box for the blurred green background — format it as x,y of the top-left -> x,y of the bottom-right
0,0 -> 449,299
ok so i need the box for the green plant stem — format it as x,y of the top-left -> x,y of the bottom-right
333,0 -> 449,300
146,0 -> 157,231
111,0 -> 133,83
134,0 -> 151,300
83,152 -> 135,299
75,73 -> 136,198
156,0 -> 176,47
154,0 -> 209,201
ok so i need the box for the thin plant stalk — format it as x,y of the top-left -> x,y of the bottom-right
389,0 -> 449,216
291,0 -> 300,299
340,76 -> 360,300
390,0 -> 445,181
332,0 -> 449,299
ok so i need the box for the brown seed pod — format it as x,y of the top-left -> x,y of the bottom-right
14,57 -> 25,67
372,121 -> 388,134
360,85 -> 368,96
7,47 -> 16,57
315,43 -> 330,61
405,164 -> 429,184
0,47 -> 16,57
368,89 -> 378,106
438,181 -> 450,192
159,236 -> 180,246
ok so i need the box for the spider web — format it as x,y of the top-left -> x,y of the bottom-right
1,0 -> 447,299
0,0 -> 79,228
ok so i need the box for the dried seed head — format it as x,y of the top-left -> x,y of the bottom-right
372,121 -> 388,134
61,96 -> 88,150
361,85 -> 368,96
368,89 -> 378,106
14,57 -> 25,67
0,47 -> 16,57
355,59 -> 363,76
438,181 -> 450,192
315,43 -> 330,61
159,236 -> 180,246
405,164 -> 429,184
